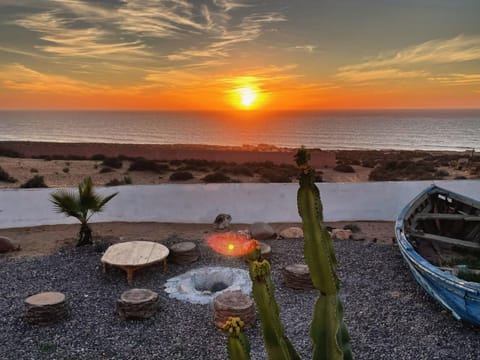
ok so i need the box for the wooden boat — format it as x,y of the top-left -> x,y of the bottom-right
395,185 -> 480,326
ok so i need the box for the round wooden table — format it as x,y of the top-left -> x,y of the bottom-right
101,241 -> 169,284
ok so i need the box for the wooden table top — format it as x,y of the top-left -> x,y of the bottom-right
101,241 -> 169,267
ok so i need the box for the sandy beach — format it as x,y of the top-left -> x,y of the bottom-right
0,141 -> 478,189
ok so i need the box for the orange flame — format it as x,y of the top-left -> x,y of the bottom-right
206,233 -> 258,256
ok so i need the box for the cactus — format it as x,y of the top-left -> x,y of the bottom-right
296,147 -> 352,360
225,148 -> 352,360
248,248 -> 301,360
224,317 -> 251,360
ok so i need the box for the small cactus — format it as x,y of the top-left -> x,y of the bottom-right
224,317 -> 251,360
248,245 -> 301,360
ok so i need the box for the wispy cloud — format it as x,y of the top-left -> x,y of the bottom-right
340,35 -> 480,73
213,0 -> 251,12
15,11 -> 148,59
337,68 -> 428,82
336,35 -> 480,84
0,63 -> 108,94
289,45 -> 317,53
144,64 -> 300,91
166,11 -> 286,62
429,73 -> 480,85
13,0 -> 285,69
0,45 -> 48,58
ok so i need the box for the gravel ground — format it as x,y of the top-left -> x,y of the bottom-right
1,238 -> 479,360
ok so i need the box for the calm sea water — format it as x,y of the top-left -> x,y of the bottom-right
0,110 -> 479,151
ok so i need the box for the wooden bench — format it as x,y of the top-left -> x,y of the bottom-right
409,230 -> 480,250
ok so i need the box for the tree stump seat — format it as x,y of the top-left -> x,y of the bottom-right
282,264 -> 314,290
117,288 -> 159,320
24,292 -> 67,325
169,242 -> 200,265
213,290 -> 256,329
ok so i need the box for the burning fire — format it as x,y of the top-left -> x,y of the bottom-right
206,233 -> 258,256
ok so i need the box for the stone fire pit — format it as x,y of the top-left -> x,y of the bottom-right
164,267 -> 251,305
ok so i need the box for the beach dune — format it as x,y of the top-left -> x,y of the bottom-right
0,141 -> 337,167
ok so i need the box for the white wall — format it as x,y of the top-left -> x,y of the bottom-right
0,180 -> 479,229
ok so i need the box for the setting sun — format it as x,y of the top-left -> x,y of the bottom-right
238,87 -> 257,107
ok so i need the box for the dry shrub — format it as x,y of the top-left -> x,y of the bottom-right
129,158 -> 170,173
333,164 -> 355,173
202,172 -> 231,183
169,171 -> 194,181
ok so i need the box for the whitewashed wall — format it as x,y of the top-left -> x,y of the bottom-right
0,180 -> 479,229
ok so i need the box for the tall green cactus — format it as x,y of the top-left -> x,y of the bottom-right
296,147 -> 352,360
225,148 -> 352,360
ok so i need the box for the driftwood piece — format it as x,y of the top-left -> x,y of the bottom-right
213,290 -> 256,329
24,292 -> 67,325
117,288 -> 159,320
282,264 -> 314,290
169,242 -> 200,265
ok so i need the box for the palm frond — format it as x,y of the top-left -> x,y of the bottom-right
51,177 -> 117,225
50,190 -> 82,219
92,192 -> 118,213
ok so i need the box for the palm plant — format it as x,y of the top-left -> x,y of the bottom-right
50,177 -> 118,246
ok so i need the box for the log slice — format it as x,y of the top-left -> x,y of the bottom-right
282,264 -> 314,290
117,288 -> 159,320
213,290 -> 256,329
169,241 -> 200,265
24,292 -> 67,325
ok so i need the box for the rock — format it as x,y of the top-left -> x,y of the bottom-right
250,222 -> 275,240
331,229 -> 352,240
0,236 -> 20,253
236,229 -> 251,238
214,214 -> 232,230
117,288 -> 158,320
213,290 -> 256,329
279,227 -> 303,239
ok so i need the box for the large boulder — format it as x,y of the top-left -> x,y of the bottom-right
250,222 -> 276,240
279,227 -> 303,239
0,236 -> 20,253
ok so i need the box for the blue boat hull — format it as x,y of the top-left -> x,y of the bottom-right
395,185 -> 480,326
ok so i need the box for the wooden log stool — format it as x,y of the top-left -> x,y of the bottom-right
282,264 -> 314,290
24,292 -> 67,325
117,288 -> 158,320
168,242 -> 200,265
213,290 -> 256,329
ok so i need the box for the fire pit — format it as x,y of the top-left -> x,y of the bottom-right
164,267 -> 251,305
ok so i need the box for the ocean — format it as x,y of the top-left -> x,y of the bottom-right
0,109 -> 479,152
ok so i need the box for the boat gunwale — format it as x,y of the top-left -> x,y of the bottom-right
395,184 -> 480,296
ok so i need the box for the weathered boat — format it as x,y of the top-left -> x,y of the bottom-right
395,185 -> 480,326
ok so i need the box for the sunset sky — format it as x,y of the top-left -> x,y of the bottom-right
0,0 -> 479,110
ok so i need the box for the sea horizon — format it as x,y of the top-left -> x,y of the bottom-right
1,109 -> 479,152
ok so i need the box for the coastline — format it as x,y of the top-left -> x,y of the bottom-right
0,141 -> 478,188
